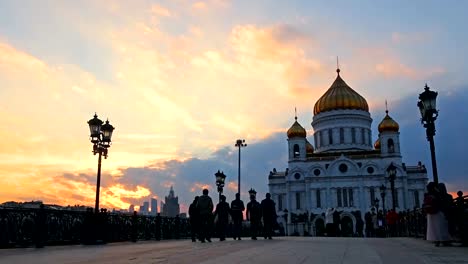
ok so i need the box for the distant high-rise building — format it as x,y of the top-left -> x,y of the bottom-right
162,186 -> 180,217
129,204 -> 135,213
151,198 -> 158,215
140,201 -> 149,215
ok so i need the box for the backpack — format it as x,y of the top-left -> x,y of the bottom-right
423,194 -> 439,214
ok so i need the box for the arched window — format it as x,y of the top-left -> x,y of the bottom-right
328,129 -> 333,145
293,144 -> 300,158
340,128 -> 344,144
388,138 -> 395,153
351,128 -> 356,143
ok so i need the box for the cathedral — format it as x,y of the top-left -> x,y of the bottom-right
268,68 -> 428,236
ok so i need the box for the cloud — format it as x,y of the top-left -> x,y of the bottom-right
150,4 -> 173,17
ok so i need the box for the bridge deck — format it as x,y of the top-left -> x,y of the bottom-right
0,237 -> 467,264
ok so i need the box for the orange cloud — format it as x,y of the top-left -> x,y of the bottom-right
190,183 -> 211,193
227,181 -> 238,192
150,4 -> 172,17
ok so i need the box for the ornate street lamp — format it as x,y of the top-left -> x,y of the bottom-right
379,184 -> 387,214
88,113 -> 115,213
386,163 -> 397,211
417,84 -> 439,184
215,170 -> 226,202
235,139 -> 247,197
374,198 -> 380,209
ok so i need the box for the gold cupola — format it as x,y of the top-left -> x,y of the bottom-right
306,140 -> 314,156
378,110 -> 399,133
313,69 -> 369,115
287,116 -> 307,138
374,138 -> 381,150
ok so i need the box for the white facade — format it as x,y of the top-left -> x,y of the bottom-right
268,71 -> 428,236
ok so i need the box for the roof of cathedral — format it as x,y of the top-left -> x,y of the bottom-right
306,140 -> 314,155
374,138 -> 381,150
378,110 -> 400,133
287,116 -> 307,138
313,69 -> 369,115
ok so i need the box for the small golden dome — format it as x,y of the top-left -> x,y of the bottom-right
378,111 -> 399,133
306,140 -> 314,155
287,117 -> 307,138
314,70 -> 369,115
374,138 -> 381,150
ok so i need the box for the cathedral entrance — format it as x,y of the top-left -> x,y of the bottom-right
340,216 -> 354,237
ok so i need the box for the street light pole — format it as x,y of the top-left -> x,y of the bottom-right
417,84 -> 439,184
379,184 -> 387,214
235,139 -> 247,196
88,113 -> 115,214
215,170 -> 226,202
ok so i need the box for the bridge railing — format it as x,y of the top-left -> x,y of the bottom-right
0,207 -> 190,248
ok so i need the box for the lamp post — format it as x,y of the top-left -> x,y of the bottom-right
386,163 -> 397,211
417,84 -> 439,184
283,209 -> 289,236
235,139 -> 247,196
215,170 -> 226,202
379,184 -> 387,214
88,113 -> 115,213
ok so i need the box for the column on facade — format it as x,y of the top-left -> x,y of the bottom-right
286,183 -> 291,224
305,180 -> 311,211
330,188 -> 337,208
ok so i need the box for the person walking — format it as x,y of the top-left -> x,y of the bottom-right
214,195 -> 230,241
325,208 -> 336,237
246,194 -> 262,240
189,196 -> 200,242
197,189 -> 214,243
261,193 -> 277,239
230,193 -> 245,240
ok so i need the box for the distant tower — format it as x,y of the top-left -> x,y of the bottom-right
162,186 -> 180,217
377,104 -> 401,157
151,198 -> 158,215
129,204 -> 135,213
287,109 -> 308,161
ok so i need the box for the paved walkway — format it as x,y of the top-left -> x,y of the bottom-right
0,237 -> 467,264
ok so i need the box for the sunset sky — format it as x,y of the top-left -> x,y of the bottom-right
0,0 -> 467,212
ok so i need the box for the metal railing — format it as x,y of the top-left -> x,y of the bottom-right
0,208 -> 190,248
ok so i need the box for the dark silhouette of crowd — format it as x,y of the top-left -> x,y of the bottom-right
188,189 -> 277,242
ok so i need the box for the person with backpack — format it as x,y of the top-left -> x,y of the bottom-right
189,196 -> 200,242
424,182 -> 451,246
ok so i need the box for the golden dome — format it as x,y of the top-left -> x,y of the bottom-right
306,140 -> 314,155
374,138 -> 381,150
287,117 -> 307,138
313,70 -> 369,115
378,111 -> 399,133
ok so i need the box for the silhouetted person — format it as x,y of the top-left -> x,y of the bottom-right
189,196 -> 200,242
131,211 -> 138,242
155,213 -> 161,241
231,193 -> 245,240
365,210 -> 374,237
333,209 -> 341,236
197,188 -> 214,242
261,193 -> 276,239
214,195 -> 230,241
34,204 -> 46,248
246,194 -> 262,240
386,209 -> 398,237
325,208 -> 336,237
